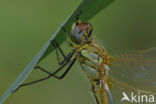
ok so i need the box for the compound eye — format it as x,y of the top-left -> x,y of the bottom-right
77,23 -> 89,31
71,21 -> 92,44
77,23 -> 92,37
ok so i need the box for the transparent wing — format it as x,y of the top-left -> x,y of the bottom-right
109,48 -> 156,93
110,79 -> 156,104
108,48 -> 156,103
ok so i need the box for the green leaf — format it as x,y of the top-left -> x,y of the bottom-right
0,0 -> 114,104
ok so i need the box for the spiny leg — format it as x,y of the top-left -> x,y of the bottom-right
61,26 -> 76,47
13,47 -> 74,92
35,58 -> 76,79
50,10 -> 82,65
13,58 -> 76,93
51,40 -> 66,65
53,40 -> 65,58
32,48 -> 74,80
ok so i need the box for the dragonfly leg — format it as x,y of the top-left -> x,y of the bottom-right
61,26 -> 75,47
13,58 -> 76,93
35,58 -> 76,79
51,40 -> 67,65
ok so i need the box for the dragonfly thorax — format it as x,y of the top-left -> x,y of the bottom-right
71,21 -> 92,44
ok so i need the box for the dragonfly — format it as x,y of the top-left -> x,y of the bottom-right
13,11 -> 156,104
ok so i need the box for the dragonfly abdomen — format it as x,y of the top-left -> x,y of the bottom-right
75,43 -> 113,104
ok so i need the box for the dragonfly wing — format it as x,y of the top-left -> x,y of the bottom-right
109,78 -> 156,104
109,48 -> 156,93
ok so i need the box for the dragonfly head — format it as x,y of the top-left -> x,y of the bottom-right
71,20 -> 93,44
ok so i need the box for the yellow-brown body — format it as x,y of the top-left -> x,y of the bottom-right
68,15 -> 114,103
72,40 -> 112,104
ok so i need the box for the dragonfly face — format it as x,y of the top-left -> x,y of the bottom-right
71,20 -> 93,44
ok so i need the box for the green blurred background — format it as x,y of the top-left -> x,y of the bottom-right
0,0 -> 156,104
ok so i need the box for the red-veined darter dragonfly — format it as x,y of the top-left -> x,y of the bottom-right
13,11 -> 156,104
